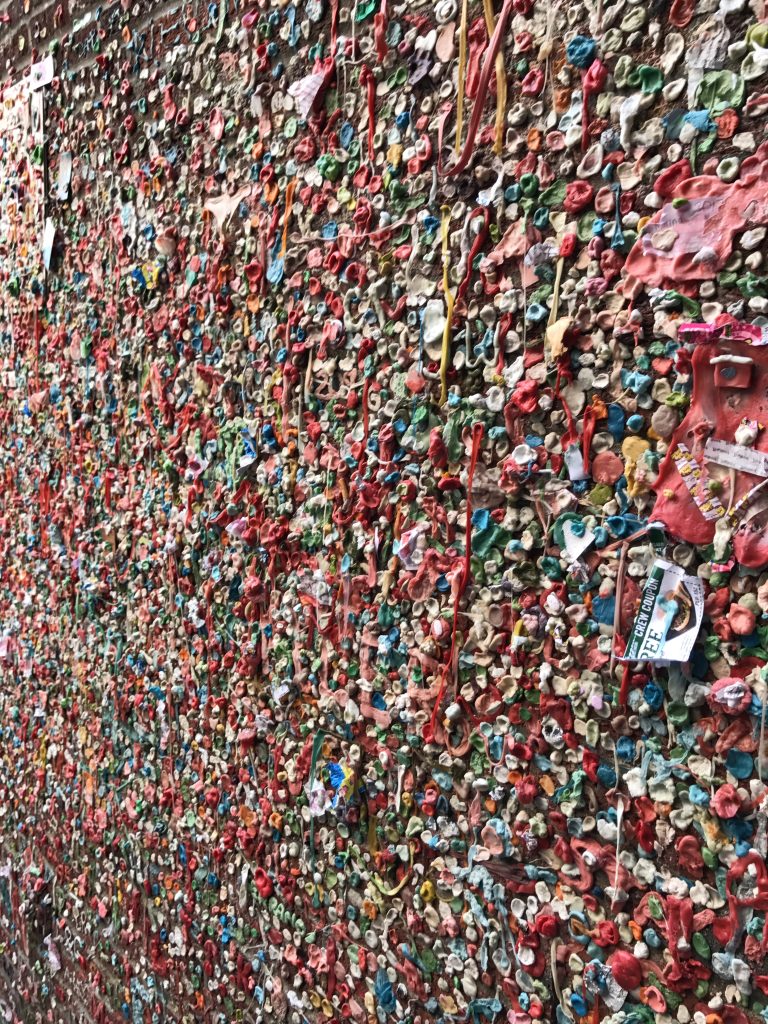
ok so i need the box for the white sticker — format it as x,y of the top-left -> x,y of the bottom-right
704,437 -> 768,478
564,444 -> 588,481
56,152 -> 72,201
30,89 -> 44,142
562,520 -> 595,561
42,218 -> 56,270
28,54 -> 54,91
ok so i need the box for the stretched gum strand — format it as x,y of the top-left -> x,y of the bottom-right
454,0 -> 468,156
439,204 -> 455,406
482,0 -> 507,155
444,0 -> 515,177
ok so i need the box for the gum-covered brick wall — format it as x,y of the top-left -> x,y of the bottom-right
4,0 -> 768,1021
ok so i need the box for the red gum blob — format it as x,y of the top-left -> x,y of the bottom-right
653,158 -> 693,199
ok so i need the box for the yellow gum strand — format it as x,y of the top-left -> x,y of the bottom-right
280,178 -> 298,259
439,206 -> 455,406
455,0 -> 469,155
548,255 -> 565,327
372,842 -> 415,896
482,0 -> 507,155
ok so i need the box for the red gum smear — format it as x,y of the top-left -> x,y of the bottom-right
622,142 -> 768,297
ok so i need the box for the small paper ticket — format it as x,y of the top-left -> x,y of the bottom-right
703,438 -> 768,478
623,559 -> 704,663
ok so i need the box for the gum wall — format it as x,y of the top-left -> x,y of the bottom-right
3,0 -> 768,1023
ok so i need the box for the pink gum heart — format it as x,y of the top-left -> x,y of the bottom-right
622,141 -> 768,297
651,338 -> 768,567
